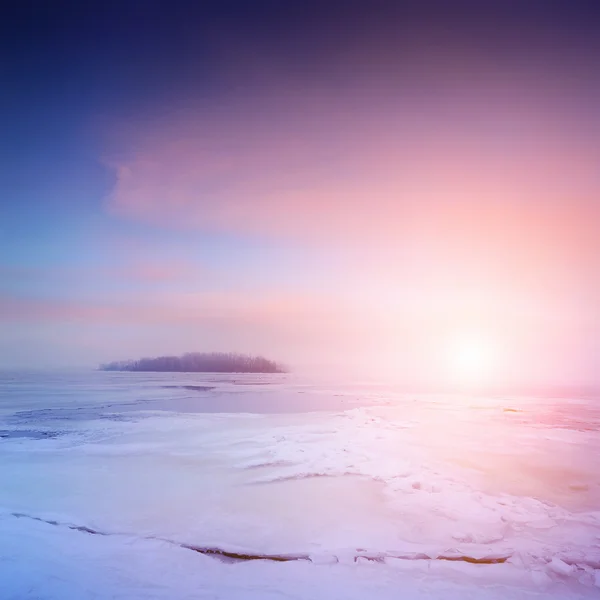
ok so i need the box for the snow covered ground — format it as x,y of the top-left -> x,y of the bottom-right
1,370 -> 599,599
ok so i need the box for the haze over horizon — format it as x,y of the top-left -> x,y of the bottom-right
2,1 -> 599,389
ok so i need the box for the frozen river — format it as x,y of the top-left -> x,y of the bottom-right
1,370 -> 599,599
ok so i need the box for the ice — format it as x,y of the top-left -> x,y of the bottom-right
547,557 -> 574,576
531,569 -> 553,587
309,552 -> 338,564
1,370 -> 600,598
5,513 -> 598,600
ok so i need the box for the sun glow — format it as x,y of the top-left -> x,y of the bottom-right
446,334 -> 495,385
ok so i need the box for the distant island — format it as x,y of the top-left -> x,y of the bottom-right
99,352 -> 287,373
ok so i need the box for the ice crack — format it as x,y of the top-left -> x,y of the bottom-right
10,512 -> 510,565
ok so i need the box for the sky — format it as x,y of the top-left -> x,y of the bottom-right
1,1 -> 599,388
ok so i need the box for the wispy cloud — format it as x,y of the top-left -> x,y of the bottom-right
104,81 -> 600,322
0,290 -> 321,326
104,79 -> 600,287
0,260 -> 201,287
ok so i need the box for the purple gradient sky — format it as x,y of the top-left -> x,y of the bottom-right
1,1 -> 599,387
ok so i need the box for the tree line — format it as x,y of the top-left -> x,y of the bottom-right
100,352 -> 287,373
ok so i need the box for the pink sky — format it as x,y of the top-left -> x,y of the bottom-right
2,8 -> 599,388
91,59 -> 600,385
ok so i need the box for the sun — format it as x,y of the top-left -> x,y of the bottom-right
446,334 -> 494,385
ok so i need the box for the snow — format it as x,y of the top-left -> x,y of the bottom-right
2,514 -> 597,600
0,370 -> 599,598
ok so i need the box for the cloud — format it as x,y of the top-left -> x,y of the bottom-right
104,73 -> 600,258
0,260 -> 200,287
103,87 -> 600,324
108,262 -> 198,283
0,290 -> 323,326
0,288 -> 359,367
